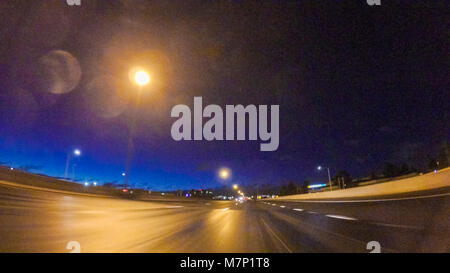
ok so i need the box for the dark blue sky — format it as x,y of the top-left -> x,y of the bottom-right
0,1 -> 448,190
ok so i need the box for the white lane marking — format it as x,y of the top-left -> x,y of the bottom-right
325,214 -> 357,221
293,208 -> 304,212
272,204 -> 276,206
279,205 -> 286,208
307,211 -> 317,214
260,218 -> 293,253
323,214 -> 423,229
222,208 -> 229,211
280,192 -> 450,203
372,222 -> 423,230
165,206 -> 183,208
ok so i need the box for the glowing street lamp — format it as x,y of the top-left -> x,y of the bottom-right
219,168 -> 230,180
220,170 -> 229,179
134,70 -> 150,87
233,184 -> 238,190
65,149 -> 81,179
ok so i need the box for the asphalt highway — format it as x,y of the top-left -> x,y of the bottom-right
0,183 -> 448,252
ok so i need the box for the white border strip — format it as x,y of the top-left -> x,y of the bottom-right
325,214 -> 357,221
281,192 -> 450,203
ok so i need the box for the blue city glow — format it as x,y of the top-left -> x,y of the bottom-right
308,183 -> 327,189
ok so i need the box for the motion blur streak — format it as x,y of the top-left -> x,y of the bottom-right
0,183 -> 448,253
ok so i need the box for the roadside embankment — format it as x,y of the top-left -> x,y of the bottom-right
278,167 -> 450,200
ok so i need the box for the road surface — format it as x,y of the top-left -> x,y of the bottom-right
0,183 -> 448,252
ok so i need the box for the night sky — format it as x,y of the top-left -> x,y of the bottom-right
0,0 -> 448,191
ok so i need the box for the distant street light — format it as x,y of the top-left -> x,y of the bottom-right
219,168 -> 230,180
134,70 -> 151,86
233,184 -> 238,190
65,149 -> 81,179
124,68 -> 151,186
317,165 -> 332,191
220,170 -> 229,179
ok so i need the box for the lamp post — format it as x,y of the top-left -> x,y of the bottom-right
124,69 -> 150,186
64,149 -> 81,179
317,165 -> 332,191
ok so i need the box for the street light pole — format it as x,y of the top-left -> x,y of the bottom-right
72,164 -> 77,180
125,69 -> 150,187
64,154 -> 71,179
327,167 -> 332,191
124,86 -> 142,187
65,149 -> 81,179
317,165 -> 332,192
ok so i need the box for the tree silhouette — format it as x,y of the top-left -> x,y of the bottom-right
301,180 -> 310,194
335,170 -> 352,188
400,163 -> 410,175
383,162 -> 399,177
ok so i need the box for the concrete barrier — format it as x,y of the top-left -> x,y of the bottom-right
278,167 -> 450,200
